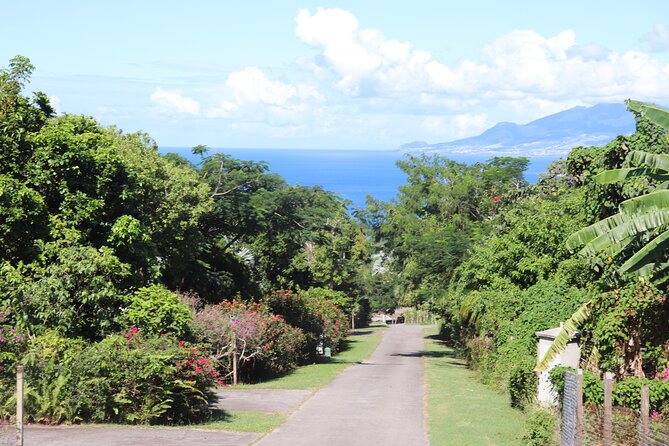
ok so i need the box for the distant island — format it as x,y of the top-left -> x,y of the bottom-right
400,103 -> 636,156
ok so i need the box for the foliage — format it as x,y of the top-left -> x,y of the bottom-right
265,290 -> 349,359
0,175 -> 48,262
2,237 -> 130,340
0,330 -> 220,425
522,409 -> 557,446
122,285 -> 193,338
550,365 -> 669,413
548,367 -> 604,406
73,332 -> 220,424
192,300 -> 307,380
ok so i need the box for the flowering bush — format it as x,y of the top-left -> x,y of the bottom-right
658,367 -> 669,382
73,331 -> 220,424
266,290 -> 350,359
0,329 -> 221,425
192,301 -> 306,380
0,307 -> 27,377
176,341 -> 224,386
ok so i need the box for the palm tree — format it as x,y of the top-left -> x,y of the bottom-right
536,100 -> 669,372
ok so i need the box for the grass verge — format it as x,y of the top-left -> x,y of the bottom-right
192,409 -> 286,433
237,326 -> 384,390
424,327 -> 525,446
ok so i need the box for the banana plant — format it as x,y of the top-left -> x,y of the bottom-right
536,100 -> 669,372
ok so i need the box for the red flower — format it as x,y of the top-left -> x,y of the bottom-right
126,326 -> 140,339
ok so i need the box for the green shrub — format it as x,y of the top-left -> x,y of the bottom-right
73,332 -> 219,424
508,358 -> 537,408
613,377 -> 669,411
122,285 -> 192,337
549,366 -> 604,406
0,330 -> 221,425
522,408 -> 556,446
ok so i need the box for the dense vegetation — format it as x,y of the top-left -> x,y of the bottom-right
3,53 -> 669,435
363,95 -> 669,419
0,56 -> 367,424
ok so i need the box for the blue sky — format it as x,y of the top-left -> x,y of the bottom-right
3,1 -> 669,149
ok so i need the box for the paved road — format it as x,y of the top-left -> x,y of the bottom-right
256,324 -> 429,446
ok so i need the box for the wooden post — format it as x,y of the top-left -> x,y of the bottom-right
575,369 -> 584,446
16,365 -> 23,446
640,385 -> 650,446
351,311 -> 355,330
603,371 -> 614,446
231,335 -> 238,386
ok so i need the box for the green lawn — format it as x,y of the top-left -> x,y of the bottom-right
424,327 -> 526,446
236,326 -> 384,390
192,409 -> 287,433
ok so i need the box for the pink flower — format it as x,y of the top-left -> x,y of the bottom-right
126,326 -> 139,339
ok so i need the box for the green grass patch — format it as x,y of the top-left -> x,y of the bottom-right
424,327 -> 526,446
192,409 -> 286,433
83,409 -> 285,434
237,328 -> 383,390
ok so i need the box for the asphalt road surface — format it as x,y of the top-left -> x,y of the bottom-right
256,324 -> 429,446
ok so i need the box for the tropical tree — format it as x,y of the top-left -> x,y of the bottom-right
536,100 -> 669,373
565,101 -> 669,283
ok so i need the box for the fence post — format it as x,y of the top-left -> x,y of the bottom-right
575,369 -> 584,446
16,365 -> 23,446
603,371 -> 614,446
232,335 -> 238,386
640,385 -> 650,446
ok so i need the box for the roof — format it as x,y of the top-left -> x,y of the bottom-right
535,326 -> 581,341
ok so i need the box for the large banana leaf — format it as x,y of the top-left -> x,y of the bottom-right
566,213 -> 632,250
619,229 -> 669,274
627,100 -> 669,130
621,190 -> 669,215
535,301 -> 592,373
567,102 -> 669,284
629,150 -> 669,172
594,168 -> 669,184
579,231 -> 633,259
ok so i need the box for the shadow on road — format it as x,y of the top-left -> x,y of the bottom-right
389,350 -> 455,358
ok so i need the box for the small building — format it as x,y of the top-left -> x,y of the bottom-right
536,326 -> 581,407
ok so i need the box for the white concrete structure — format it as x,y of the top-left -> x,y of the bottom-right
536,326 -> 581,407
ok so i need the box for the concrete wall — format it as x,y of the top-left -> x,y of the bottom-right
536,336 -> 580,407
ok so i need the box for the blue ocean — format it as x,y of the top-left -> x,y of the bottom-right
160,147 -> 560,209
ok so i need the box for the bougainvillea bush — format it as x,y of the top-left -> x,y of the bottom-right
192,301 -> 306,381
266,290 -> 350,359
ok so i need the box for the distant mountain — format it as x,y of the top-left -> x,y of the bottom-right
402,103 -> 636,156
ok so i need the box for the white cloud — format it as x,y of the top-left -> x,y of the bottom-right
206,67 -> 323,124
149,11 -> 669,146
422,113 -> 488,138
49,95 -> 61,112
294,8 -> 669,119
150,88 -> 200,115
642,23 -> 669,52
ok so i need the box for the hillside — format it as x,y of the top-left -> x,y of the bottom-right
402,103 -> 636,156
